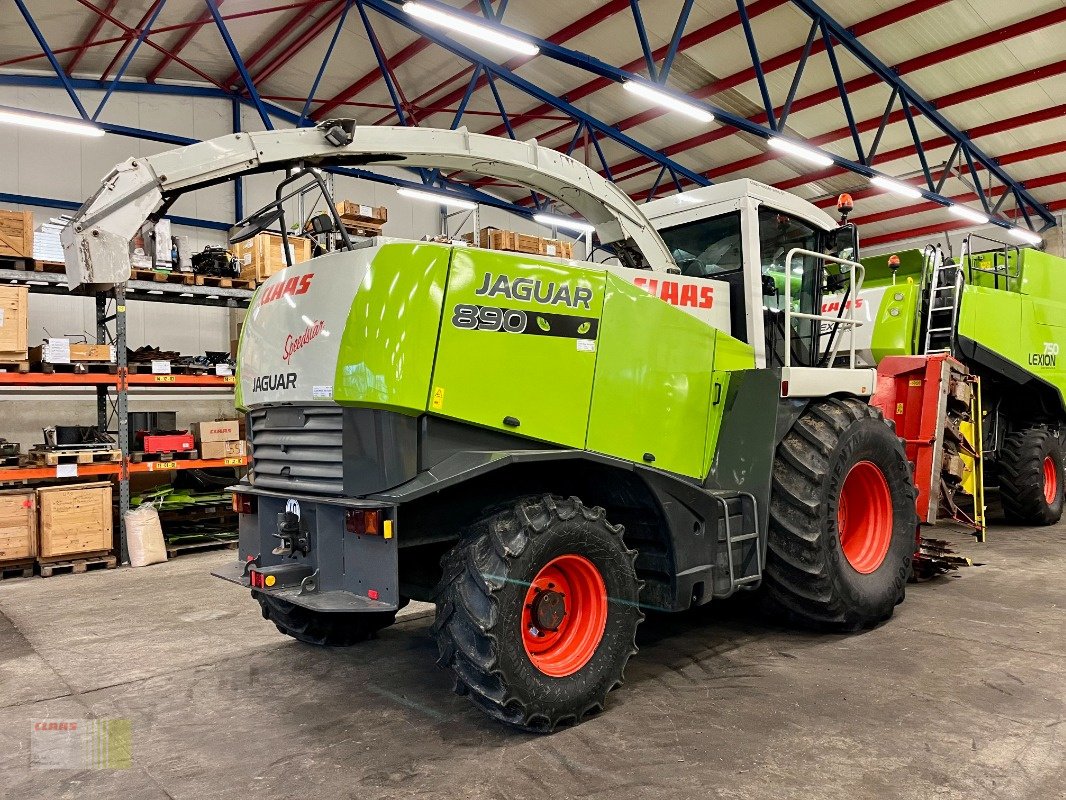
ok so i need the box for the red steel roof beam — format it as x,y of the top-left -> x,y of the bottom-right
863,197 -> 1066,249
313,0 -> 495,121
66,0 -> 119,73
608,5 -> 1066,186
243,1 -> 348,90
145,2 -> 223,83
378,0 -> 633,127
97,0 -> 165,82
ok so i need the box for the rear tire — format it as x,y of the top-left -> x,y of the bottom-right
766,397 -> 917,631
433,495 -> 642,732
999,428 -> 1064,525
255,593 -> 398,646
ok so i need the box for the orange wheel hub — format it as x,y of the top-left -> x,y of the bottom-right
521,554 -> 607,678
837,460 -> 893,574
1043,455 -> 1058,504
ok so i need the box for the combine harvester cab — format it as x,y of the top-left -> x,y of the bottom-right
67,121 -> 945,732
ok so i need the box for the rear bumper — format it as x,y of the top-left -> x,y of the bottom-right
213,485 -> 399,613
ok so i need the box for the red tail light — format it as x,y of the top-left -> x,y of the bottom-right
250,570 -> 264,588
345,509 -> 381,535
232,493 -> 257,514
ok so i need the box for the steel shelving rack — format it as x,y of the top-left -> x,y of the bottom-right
0,262 -> 252,562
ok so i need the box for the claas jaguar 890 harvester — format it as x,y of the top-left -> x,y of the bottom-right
65,120 -> 991,732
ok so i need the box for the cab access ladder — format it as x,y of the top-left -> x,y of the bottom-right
922,245 -> 962,355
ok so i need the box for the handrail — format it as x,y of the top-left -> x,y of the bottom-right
783,248 -> 865,369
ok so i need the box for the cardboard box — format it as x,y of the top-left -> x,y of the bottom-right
37,482 -> 113,559
196,419 -> 241,443
200,439 -> 247,460
233,233 -> 311,283
336,201 -> 388,226
30,340 -> 115,364
0,489 -> 36,562
0,285 -> 29,360
0,210 -> 33,259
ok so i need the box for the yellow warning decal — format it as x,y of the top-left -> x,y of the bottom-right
908,379 -> 922,387
431,386 -> 445,410
896,402 -> 904,415
384,520 -> 394,539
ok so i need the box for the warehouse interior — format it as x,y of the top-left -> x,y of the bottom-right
0,1 -> 1064,797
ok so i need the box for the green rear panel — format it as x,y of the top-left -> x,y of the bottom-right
333,243 -> 450,412
429,247 -> 605,448
870,282 -> 920,361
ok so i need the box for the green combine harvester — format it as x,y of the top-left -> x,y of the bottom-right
855,238 -> 1066,527
61,121 -> 1052,732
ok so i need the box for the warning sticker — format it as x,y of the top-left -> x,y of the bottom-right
431,386 -> 445,410
312,385 -> 333,399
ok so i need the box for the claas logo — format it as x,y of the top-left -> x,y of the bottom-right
633,276 -> 713,309
258,273 -> 313,306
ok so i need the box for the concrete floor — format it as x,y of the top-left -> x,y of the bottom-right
0,523 -> 1063,800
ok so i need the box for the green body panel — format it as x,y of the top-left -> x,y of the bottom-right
870,281 -> 920,362
429,247 -> 605,448
333,243 -> 450,412
586,274 -> 720,477
860,249 -> 925,288
957,284 -> 1066,391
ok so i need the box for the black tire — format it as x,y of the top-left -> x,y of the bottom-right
255,592 -> 398,646
766,397 -> 917,631
433,495 -> 642,732
999,428 -> 1065,525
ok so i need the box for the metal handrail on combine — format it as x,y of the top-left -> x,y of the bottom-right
783,247 -> 865,369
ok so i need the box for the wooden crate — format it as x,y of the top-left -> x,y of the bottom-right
0,285 -> 28,359
0,210 -> 33,259
37,482 -> 113,560
0,489 -> 35,563
467,229 -> 574,260
232,234 -> 312,283
336,200 -> 388,226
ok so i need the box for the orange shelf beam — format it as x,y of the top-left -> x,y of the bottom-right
127,456 -> 248,473
0,373 -> 235,388
0,457 -> 247,483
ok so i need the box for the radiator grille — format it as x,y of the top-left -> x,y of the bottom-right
249,405 -> 343,495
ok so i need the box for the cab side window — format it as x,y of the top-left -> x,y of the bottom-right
659,212 -> 747,342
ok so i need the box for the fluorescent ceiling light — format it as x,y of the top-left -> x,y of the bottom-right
397,187 -> 477,210
622,81 -> 714,123
1007,226 -> 1042,245
947,205 -> 989,225
0,109 -> 104,137
870,175 -> 922,199
403,2 -> 539,56
533,213 -> 596,233
767,137 -> 834,168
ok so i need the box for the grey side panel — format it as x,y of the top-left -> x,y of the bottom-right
343,408 -> 419,496
419,415 -> 557,472
249,405 -> 343,494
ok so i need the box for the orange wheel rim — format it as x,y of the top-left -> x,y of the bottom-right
1044,456 -> 1058,504
521,554 -> 607,678
837,460 -> 893,574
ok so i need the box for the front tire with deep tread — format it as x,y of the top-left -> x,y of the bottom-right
766,397 -> 917,631
434,495 -> 642,732
255,593 -> 397,646
998,427 -> 1064,525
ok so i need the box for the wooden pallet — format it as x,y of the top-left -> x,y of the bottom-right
130,268 -> 194,285
35,361 -> 118,374
0,559 -> 34,581
193,274 -> 255,290
37,552 -> 117,578
130,449 -> 199,462
165,538 -> 238,558
0,361 -> 30,374
31,260 -> 66,274
342,223 -> 384,238
0,256 -> 34,271
29,448 -> 122,466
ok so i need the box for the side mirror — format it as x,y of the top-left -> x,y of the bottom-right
762,274 -> 778,297
828,223 -> 859,261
